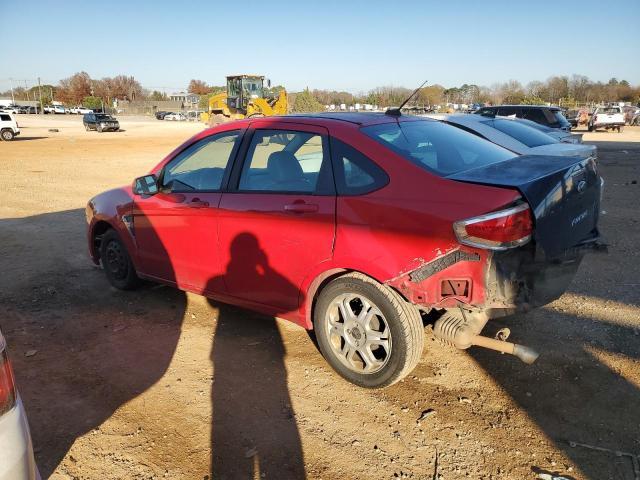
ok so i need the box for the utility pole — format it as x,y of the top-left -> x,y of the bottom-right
37,77 -> 44,114
9,78 -> 15,104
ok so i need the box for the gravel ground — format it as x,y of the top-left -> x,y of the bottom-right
0,115 -> 638,480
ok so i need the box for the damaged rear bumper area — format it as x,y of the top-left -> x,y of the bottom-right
483,233 -> 606,319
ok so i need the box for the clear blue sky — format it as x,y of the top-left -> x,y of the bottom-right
1,0 -> 638,93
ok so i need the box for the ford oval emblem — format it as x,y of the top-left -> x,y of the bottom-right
577,180 -> 587,193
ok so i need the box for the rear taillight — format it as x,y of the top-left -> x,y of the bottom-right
0,333 -> 17,416
453,203 -> 533,250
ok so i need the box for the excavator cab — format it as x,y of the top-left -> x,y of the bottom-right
226,75 -> 267,115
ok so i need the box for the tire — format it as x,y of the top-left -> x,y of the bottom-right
313,272 -> 424,388
1,129 -> 15,141
85,124 -> 90,131
99,229 -> 140,290
97,124 -> 103,133
588,125 -> 594,132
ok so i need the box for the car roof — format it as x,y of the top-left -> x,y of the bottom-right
248,112 -> 431,127
482,104 -> 561,111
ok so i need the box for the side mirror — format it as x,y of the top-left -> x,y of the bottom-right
132,174 -> 159,195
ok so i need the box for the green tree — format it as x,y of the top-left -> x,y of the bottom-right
82,96 -> 103,109
292,88 -> 324,113
149,90 -> 167,101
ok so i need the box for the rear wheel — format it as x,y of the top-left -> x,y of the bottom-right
1,129 -> 14,141
99,229 -> 140,290
314,273 -> 424,388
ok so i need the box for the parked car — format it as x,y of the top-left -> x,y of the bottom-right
475,105 -> 572,131
164,112 -> 186,121
428,114 -> 596,159
155,111 -> 170,120
0,106 -> 20,115
86,113 -> 603,388
0,328 -> 39,480
513,117 -> 583,144
83,113 -> 120,132
50,105 -> 66,114
589,106 -> 626,132
0,113 -> 20,141
72,106 -> 92,114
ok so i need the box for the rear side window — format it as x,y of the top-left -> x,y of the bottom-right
497,106 -> 521,117
0,114 -> 10,121
475,107 -> 496,116
361,120 -> 516,177
330,138 -> 388,195
238,129 -> 329,193
487,119 -> 557,148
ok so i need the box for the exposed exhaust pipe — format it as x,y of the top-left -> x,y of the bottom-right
433,310 -> 540,364
471,335 -> 540,364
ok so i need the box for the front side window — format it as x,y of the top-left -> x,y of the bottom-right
487,119 -> 556,148
238,130 -> 326,193
162,131 -> 240,192
361,120 -> 516,177
523,108 -> 549,125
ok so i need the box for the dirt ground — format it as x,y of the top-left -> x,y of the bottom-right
0,115 -> 639,480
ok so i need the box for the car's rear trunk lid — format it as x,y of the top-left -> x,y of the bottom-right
448,155 -> 602,259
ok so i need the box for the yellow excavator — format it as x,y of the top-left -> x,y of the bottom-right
202,75 -> 288,126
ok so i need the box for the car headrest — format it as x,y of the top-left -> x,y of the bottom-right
267,151 -> 304,183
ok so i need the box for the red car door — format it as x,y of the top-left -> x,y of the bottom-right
216,124 -> 336,314
132,130 -> 242,291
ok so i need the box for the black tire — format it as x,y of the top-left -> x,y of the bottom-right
1,129 -> 14,141
313,272 -> 424,388
99,229 -> 140,290
588,125 -> 594,132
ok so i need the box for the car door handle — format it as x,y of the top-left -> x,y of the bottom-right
284,202 -> 319,213
188,199 -> 209,208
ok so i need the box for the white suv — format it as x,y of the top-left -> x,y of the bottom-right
0,113 -> 20,141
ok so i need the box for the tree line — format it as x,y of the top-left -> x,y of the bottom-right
2,73 -> 638,110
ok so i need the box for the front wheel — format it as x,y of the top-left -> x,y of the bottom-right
1,129 -> 15,141
314,273 -> 424,388
99,229 -> 140,290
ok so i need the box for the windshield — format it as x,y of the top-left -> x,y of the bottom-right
550,110 -> 570,127
361,120 -> 516,177
488,119 -> 557,148
599,107 -> 621,114
96,114 -> 113,120
242,78 -> 263,98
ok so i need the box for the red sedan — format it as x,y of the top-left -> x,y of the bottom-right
86,113 -> 603,388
